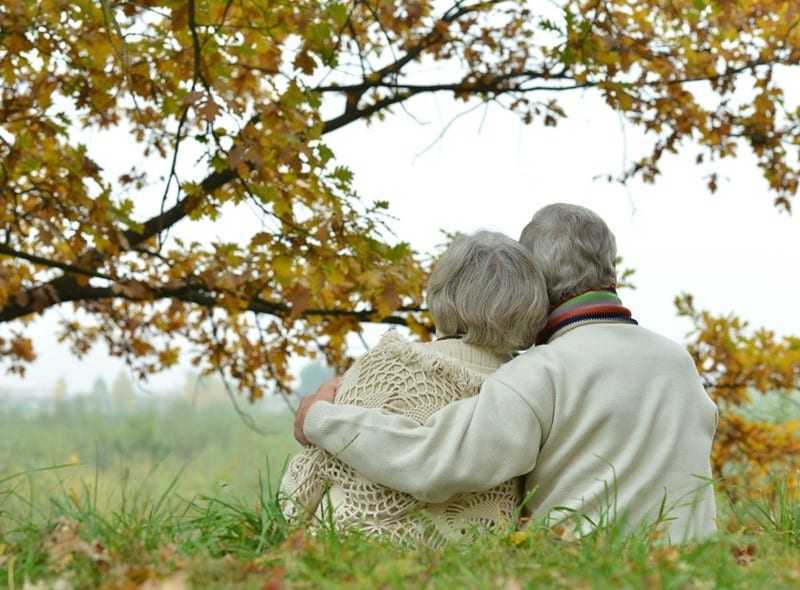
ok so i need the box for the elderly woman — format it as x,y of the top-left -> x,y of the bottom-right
280,231 -> 548,545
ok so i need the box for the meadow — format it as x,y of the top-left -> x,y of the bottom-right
1,390 -> 800,589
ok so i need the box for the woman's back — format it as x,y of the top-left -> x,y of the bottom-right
281,331 -> 520,545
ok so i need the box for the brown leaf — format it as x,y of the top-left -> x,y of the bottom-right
551,524 -> 577,542
281,529 -> 309,553
126,566 -> 157,585
293,51 -> 316,74
406,1 -> 424,21
229,144 -> 247,169
198,99 -> 220,122
261,567 -> 286,590
651,545 -> 679,565
14,290 -> 30,308
157,543 -> 180,565
287,284 -> 312,318
181,90 -> 204,106
10,335 -> 36,362
377,281 -> 402,316
43,517 -> 109,573
141,572 -> 189,590
31,286 -> 55,312
112,281 -> 151,299
22,578 -> 73,590
731,544 -> 756,566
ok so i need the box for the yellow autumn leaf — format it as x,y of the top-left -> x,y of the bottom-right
508,531 -> 532,546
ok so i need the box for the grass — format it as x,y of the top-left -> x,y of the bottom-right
2,397 -> 800,588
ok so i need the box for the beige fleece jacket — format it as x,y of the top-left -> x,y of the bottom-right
305,323 -> 719,542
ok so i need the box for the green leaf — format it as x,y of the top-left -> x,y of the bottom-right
329,3 -> 348,26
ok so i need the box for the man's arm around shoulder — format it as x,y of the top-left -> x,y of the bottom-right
296,351 -> 556,504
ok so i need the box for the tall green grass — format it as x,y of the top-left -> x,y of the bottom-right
2,396 -> 800,588
0,398 -> 299,519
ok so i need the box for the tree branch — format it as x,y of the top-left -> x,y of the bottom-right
0,279 -> 423,328
0,244 -> 426,328
0,244 -> 115,282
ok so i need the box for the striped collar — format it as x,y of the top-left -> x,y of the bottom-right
536,290 -> 638,345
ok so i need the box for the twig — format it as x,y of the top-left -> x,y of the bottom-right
207,310 -> 275,436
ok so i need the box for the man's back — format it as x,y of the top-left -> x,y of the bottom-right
507,323 -> 718,540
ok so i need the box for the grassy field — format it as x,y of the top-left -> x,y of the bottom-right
2,395 -> 800,589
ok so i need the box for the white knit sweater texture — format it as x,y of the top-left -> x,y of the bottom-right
281,331 -> 519,545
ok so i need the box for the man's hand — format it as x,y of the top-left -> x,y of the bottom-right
294,376 -> 341,446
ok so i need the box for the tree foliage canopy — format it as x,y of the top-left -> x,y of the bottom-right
677,294 -> 800,491
1,0 -> 799,404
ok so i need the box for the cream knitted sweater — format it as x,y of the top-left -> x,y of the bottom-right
280,331 -> 519,545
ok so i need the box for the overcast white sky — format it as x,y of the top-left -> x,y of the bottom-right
2,87 -> 799,398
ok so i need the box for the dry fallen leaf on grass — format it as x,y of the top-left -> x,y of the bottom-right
140,572 -> 189,590
261,567 -> 286,590
731,544 -> 757,567
22,576 -> 74,590
43,517 -> 109,572
651,545 -> 680,565
157,543 -> 186,568
550,524 -> 578,542
281,529 -> 310,553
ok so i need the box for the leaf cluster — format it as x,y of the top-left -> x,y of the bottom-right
676,293 -> 800,492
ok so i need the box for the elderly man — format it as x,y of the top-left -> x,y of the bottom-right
294,203 -> 718,541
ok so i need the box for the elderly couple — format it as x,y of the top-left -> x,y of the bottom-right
282,203 -> 718,546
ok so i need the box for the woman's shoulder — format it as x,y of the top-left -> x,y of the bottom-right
358,331 -> 488,388
367,330 -> 438,363
336,330 -> 487,411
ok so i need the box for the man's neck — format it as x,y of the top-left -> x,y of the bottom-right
537,290 -> 637,344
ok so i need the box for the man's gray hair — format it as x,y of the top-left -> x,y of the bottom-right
519,203 -> 617,307
427,231 -> 548,355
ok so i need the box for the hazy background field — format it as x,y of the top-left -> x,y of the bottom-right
0,365 -> 347,525
3,370 -> 798,522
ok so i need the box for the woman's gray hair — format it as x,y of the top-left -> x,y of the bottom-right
519,203 -> 617,307
427,231 -> 548,355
